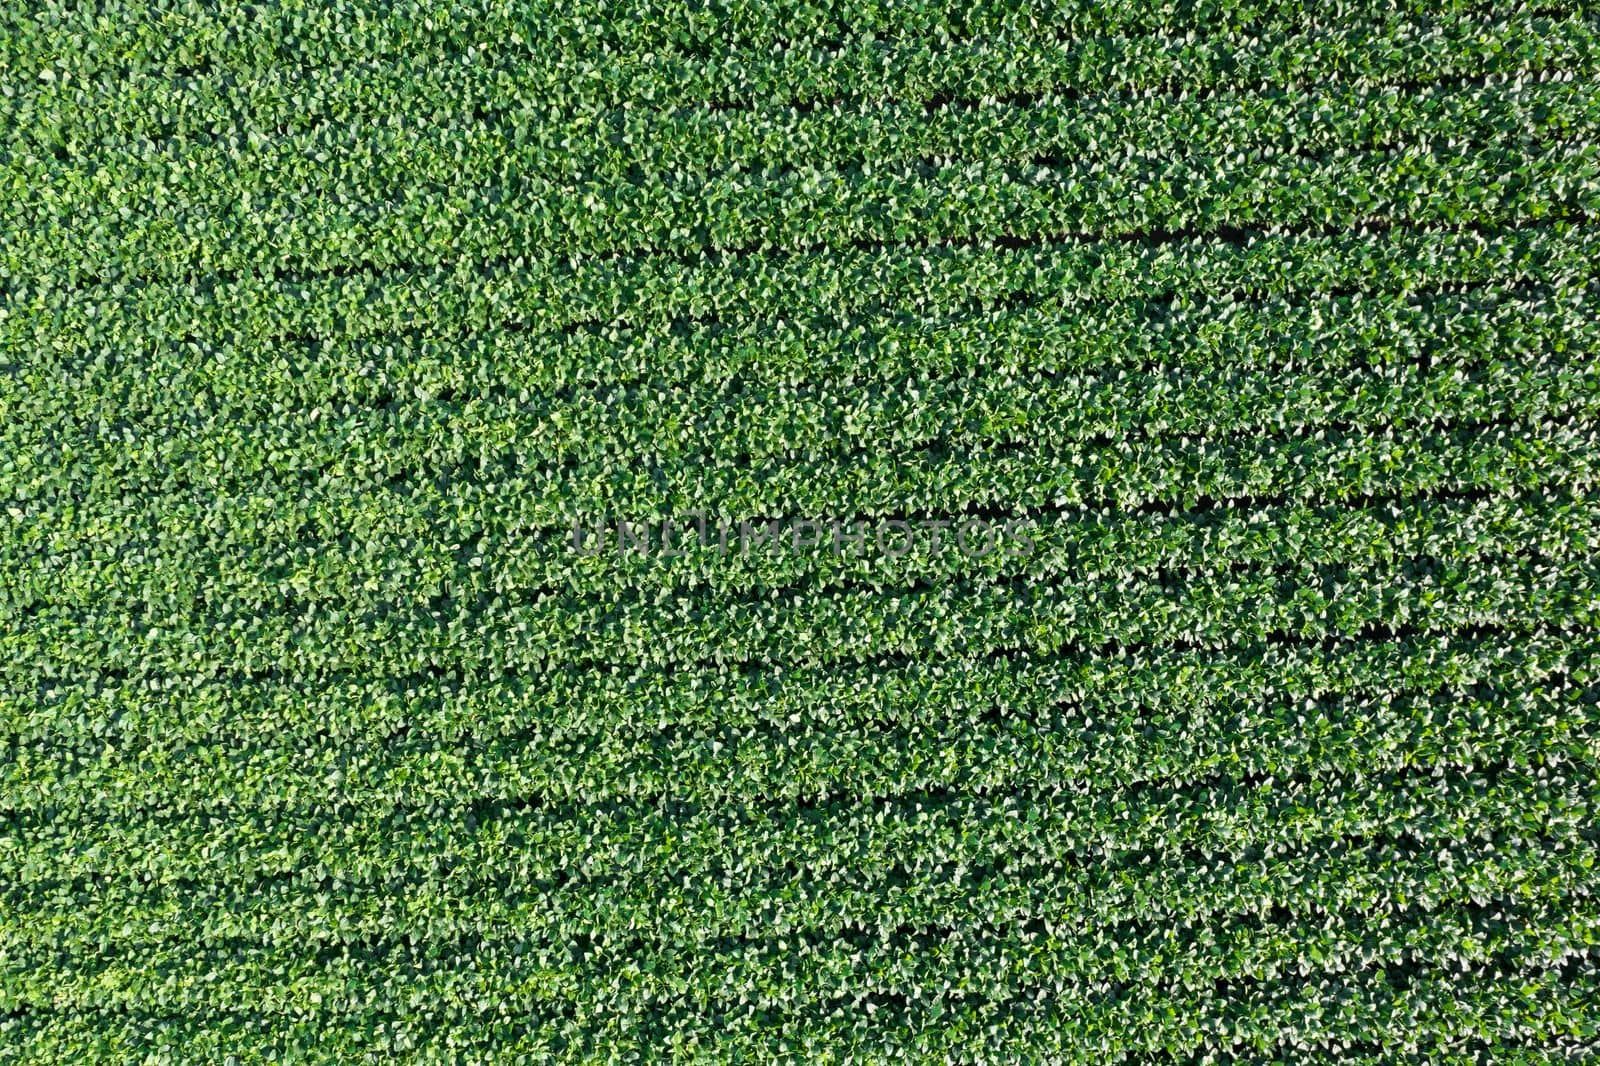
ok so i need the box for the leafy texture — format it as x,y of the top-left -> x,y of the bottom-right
2,1 -> 1598,1062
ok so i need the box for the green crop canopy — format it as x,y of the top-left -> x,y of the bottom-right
3,0 -> 1598,1061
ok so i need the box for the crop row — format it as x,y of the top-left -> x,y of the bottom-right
5,615 -> 1585,747
12,135 -> 1600,282
9,7 -> 1590,153
5,659 -> 1593,814
5,0 -> 1545,83
7,823 -> 1593,985
4,962 -> 1592,1064
11,413 -> 1597,598
3,897 -> 1592,1036
11,512 -> 1599,679
6,754 -> 1591,898
15,75 -> 1600,234
10,452 -> 1594,632
17,292 -> 1596,507
2,769 -> 1593,1054
7,222 -> 1594,369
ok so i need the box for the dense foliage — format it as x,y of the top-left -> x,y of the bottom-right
3,0 -> 1598,1061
